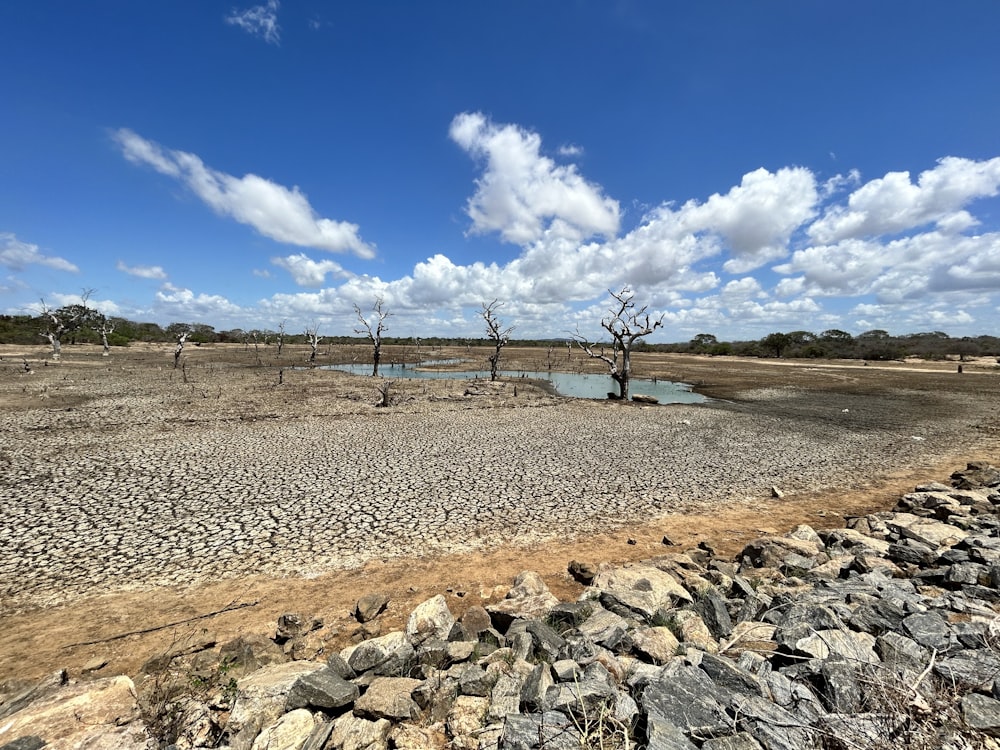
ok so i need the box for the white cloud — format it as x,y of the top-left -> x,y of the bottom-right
116,260 -> 167,280
155,283 -> 245,321
676,166 -> 819,273
558,144 -> 583,157
809,156 -> 1000,243
449,112 -> 620,245
113,129 -> 374,258
272,253 -> 351,287
225,0 -> 280,45
0,233 -> 78,273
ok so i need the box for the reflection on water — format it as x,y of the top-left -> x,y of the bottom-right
325,362 -> 706,404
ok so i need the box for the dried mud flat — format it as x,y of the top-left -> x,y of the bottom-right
1,343 -> 998,684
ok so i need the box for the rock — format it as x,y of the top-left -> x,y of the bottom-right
285,666 -> 359,710
353,677 -> 422,721
961,693 -> 1000,737
739,536 -> 826,569
521,663 -> 555,712
632,393 -> 658,404
355,592 -> 391,623
671,610 -> 719,653
590,565 -> 692,620
220,635 -> 289,677
935,650 -> 1000,690
696,588 -> 734,639
632,626 -> 681,664
407,595 -> 456,645
784,629 -> 878,663
0,675 -> 153,749
702,733 -> 765,750
343,631 -> 416,676
901,611 -> 953,652
500,712 -> 582,750
486,670 -> 524,723
329,712 -> 391,750
487,572 -> 560,630
568,559 -> 597,584
446,695 -> 490,745
576,606 -> 628,649
818,658 -> 863,713
389,722 -> 449,750
228,661 -> 324,750
641,662 -> 732,737
460,606 -> 493,636
886,514 -> 969,548
275,612 -> 313,643
698,653 -> 764,697
251,708 -> 317,750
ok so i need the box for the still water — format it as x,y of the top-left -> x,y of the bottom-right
327,362 -> 706,404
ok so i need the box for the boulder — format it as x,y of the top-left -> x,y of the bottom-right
285,666 -> 359,710
589,565 -> 692,620
407,595 -> 455,645
356,592 -> 391,623
0,675 -> 153,749
343,631 -> 416,676
329,712 -> 391,750
354,677 -> 422,722
631,626 -> 681,665
250,708 -> 317,750
487,571 -> 560,630
228,661 -> 324,750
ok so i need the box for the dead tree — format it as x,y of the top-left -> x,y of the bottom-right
481,299 -> 514,382
173,330 -> 190,369
571,286 -> 664,401
305,324 -> 322,363
276,320 -> 286,358
37,290 -> 95,360
94,317 -> 115,356
354,297 -> 391,377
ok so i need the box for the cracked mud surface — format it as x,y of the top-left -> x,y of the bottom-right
1,343 -> 998,683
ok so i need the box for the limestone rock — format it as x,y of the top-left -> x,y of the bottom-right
589,565 -> 692,620
353,676 -> 422,721
251,708 -> 318,750
0,675 -> 152,749
407,595 -> 455,645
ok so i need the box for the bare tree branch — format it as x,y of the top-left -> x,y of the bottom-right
571,286 -> 664,401
481,299 -> 515,382
354,297 -> 391,377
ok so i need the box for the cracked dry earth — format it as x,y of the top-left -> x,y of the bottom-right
1,343 -> 998,684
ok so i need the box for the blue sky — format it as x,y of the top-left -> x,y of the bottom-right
2,2 -> 999,342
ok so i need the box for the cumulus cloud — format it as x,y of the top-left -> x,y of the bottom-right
675,167 -> 819,273
113,129 -> 374,258
225,0 -> 280,44
272,253 -> 351,287
449,112 -> 620,244
155,283 -> 245,320
116,260 -> 167,280
809,156 -> 1000,243
0,233 -> 78,273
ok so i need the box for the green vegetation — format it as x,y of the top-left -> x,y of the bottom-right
2,309 -> 997,362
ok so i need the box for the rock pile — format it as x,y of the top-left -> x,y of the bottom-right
3,461 -> 1000,750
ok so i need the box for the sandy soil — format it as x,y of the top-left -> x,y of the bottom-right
1,343 -> 998,687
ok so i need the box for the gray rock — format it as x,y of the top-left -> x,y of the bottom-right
488,571 -> 560,631
487,671 -> 525,723
874,632 -> 929,672
641,662 -> 732,737
699,653 -> 764,697
645,716 -> 699,749
702,733 -> 764,750
551,659 -> 582,682
229,661 -> 324,750
632,627 -> 681,665
507,619 -> 565,662
731,693 -> 819,750
500,711 -> 581,750
961,692 -> 1000,737
286,666 -> 359,710
344,631 -> 416,676
818,658 -> 862,713
901,611 -> 953,652
576,606 -> 630,649
697,588 -> 734,640
521,663 -> 555,712
458,664 -> 496,697
935,649 -> 1000,691
251,708 -> 317,750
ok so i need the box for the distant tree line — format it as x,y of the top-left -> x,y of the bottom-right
1,310 -> 997,362
654,329 -> 1000,361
